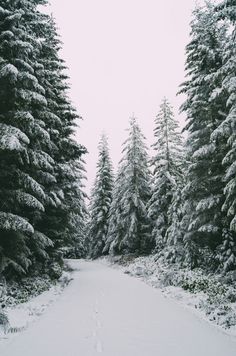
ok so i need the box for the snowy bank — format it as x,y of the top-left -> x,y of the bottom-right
102,255 -> 236,336
0,261 -> 73,341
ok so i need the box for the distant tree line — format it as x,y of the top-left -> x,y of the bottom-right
88,0 -> 236,273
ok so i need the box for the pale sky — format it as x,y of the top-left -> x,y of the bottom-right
45,0 -> 205,192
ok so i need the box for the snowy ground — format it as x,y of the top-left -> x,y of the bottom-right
107,255 -> 236,334
0,270 -> 72,337
0,259 -> 236,356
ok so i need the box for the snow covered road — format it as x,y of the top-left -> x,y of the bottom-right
0,260 -> 236,356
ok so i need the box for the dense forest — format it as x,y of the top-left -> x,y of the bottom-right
0,0 -> 236,321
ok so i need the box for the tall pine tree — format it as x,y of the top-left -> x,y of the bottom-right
104,118 -> 152,255
179,3 -> 230,269
0,0 -> 55,277
88,134 -> 114,258
212,0 -> 236,271
32,13 -> 87,270
0,0 -> 86,278
147,98 -> 184,258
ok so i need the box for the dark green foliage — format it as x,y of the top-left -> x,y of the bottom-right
0,0 -> 86,280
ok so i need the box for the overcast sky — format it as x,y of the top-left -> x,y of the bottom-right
46,0 -> 205,192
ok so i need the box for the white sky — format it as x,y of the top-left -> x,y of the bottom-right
46,0 -> 204,192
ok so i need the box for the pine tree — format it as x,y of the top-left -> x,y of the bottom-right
164,183 -> 185,263
147,98 -> 183,257
179,3 -> 229,269
105,117 -> 152,255
213,0 -> 236,271
88,134 -> 114,259
0,1 -> 87,278
0,1 -> 54,277
102,165 -> 126,255
27,9 -> 87,271
62,158 -> 88,259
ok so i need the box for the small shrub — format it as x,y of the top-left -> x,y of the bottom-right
0,310 -> 9,333
47,262 -> 63,280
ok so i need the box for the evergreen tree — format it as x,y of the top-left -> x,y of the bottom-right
213,0 -> 236,271
62,158 -> 88,259
164,183 -> 185,263
102,165 -> 126,255
0,1 -> 86,278
179,3 -> 229,269
147,98 -> 183,257
31,13 -> 86,268
105,117 -> 152,255
0,0 -> 54,277
88,134 -> 114,258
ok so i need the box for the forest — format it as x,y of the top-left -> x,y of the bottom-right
0,0 -> 236,337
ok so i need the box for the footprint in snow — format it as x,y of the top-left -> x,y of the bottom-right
95,340 -> 103,353
96,320 -> 102,329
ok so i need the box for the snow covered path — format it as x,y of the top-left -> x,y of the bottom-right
1,260 -> 236,356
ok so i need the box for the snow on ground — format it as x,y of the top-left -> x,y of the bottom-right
0,259 -> 236,356
103,255 -> 236,335
0,270 -> 72,340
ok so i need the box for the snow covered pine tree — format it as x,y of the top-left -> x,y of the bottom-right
213,0 -> 236,271
147,98 -> 184,260
32,13 -> 87,271
88,134 -> 114,258
0,0 -> 86,279
104,117 -> 153,256
0,0 -> 54,277
179,3 -> 231,269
